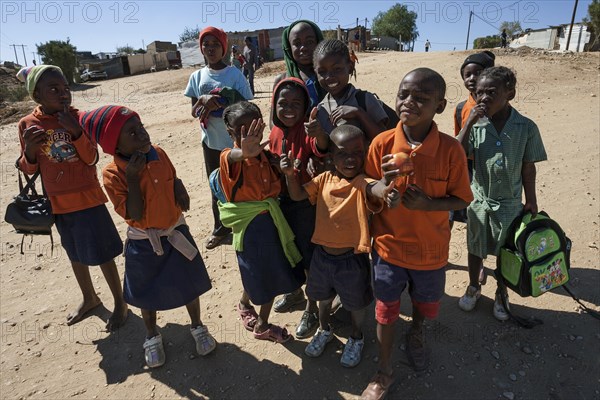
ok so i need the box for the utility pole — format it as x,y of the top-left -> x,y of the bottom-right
565,0 -> 579,51
356,18 -> 359,27
465,11 -> 473,50
20,45 -> 27,66
10,44 -> 19,64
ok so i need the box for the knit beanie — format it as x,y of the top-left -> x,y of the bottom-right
199,26 -> 228,55
460,51 -> 495,75
16,65 -> 64,100
79,105 -> 139,155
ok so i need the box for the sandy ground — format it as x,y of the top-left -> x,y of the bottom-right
1,49 -> 599,400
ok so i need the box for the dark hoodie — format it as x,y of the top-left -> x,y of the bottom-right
269,77 -> 326,186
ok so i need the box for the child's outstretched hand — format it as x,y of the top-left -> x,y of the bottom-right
330,105 -> 359,126
125,151 -> 146,181
382,181 -> 401,209
57,104 -> 83,139
401,184 -> 432,210
240,118 -> 268,159
22,125 -> 47,163
279,151 -> 296,177
174,178 -> 190,212
305,107 -> 326,138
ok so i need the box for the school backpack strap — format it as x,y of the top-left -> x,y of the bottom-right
562,285 -> 600,320
355,89 -> 399,131
495,270 -> 544,329
455,100 -> 467,130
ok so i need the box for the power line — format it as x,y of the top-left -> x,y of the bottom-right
471,12 -> 501,32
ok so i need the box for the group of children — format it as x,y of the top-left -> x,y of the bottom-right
14,19 -> 546,400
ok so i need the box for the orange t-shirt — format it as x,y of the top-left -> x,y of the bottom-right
17,107 -> 107,214
103,146 -> 182,230
304,172 -> 382,254
219,149 -> 281,202
365,122 -> 474,270
453,94 -> 477,136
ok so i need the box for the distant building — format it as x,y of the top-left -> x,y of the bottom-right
510,23 -> 592,52
95,52 -> 119,60
179,27 -> 286,68
147,41 -> 177,53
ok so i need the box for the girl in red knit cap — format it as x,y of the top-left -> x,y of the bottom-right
184,26 -> 253,250
15,65 -> 128,331
81,106 -> 216,368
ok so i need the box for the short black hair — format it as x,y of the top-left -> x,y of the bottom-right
478,66 -> 517,91
223,101 -> 262,133
329,125 -> 365,151
402,67 -> 446,100
313,39 -> 351,66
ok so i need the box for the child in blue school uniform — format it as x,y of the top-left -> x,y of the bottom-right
217,101 -> 302,343
456,66 -> 547,320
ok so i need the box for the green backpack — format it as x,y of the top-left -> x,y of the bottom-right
497,211 -> 600,327
497,211 -> 571,297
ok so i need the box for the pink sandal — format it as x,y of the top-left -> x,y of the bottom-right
238,303 -> 258,332
253,324 -> 292,343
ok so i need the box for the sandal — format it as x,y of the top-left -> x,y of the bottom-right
360,370 -> 395,400
205,234 -> 227,250
237,303 -> 258,332
254,324 -> 292,343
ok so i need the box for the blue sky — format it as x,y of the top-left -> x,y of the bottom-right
0,0 -> 592,65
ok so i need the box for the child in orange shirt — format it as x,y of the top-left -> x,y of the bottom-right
450,51 -> 495,227
217,101 -> 302,343
281,125 -> 393,367
15,65 -> 127,331
360,68 -> 473,400
84,106 -> 216,368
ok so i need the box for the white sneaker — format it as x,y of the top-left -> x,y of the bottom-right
340,336 -> 364,368
143,334 -> 166,368
458,285 -> 481,311
191,325 -> 217,356
493,293 -> 510,321
305,327 -> 333,357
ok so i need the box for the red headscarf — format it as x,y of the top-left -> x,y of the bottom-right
199,26 -> 228,55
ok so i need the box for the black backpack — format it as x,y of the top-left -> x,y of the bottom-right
356,89 -> 400,131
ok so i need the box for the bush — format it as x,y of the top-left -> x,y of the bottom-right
0,85 -> 28,102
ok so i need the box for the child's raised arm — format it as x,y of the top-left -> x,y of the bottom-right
305,107 -> 329,152
280,151 -> 308,201
456,104 -> 486,153
125,151 -> 146,221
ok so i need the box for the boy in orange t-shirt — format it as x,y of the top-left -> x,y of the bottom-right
360,68 -> 473,400
281,125 -> 394,368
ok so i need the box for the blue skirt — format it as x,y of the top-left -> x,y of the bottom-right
123,225 -> 212,311
55,204 -> 123,266
236,212 -> 302,305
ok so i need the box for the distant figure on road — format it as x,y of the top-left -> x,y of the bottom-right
501,29 -> 508,48
425,39 -> 431,52
243,36 -> 257,95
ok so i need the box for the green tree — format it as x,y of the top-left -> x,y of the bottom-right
372,3 -> 419,48
473,35 -> 501,49
583,0 -> 600,47
179,26 -> 200,43
134,48 -> 147,54
499,21 -> 523,37
116,45 -> 135,55
36,39 -> 77,83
